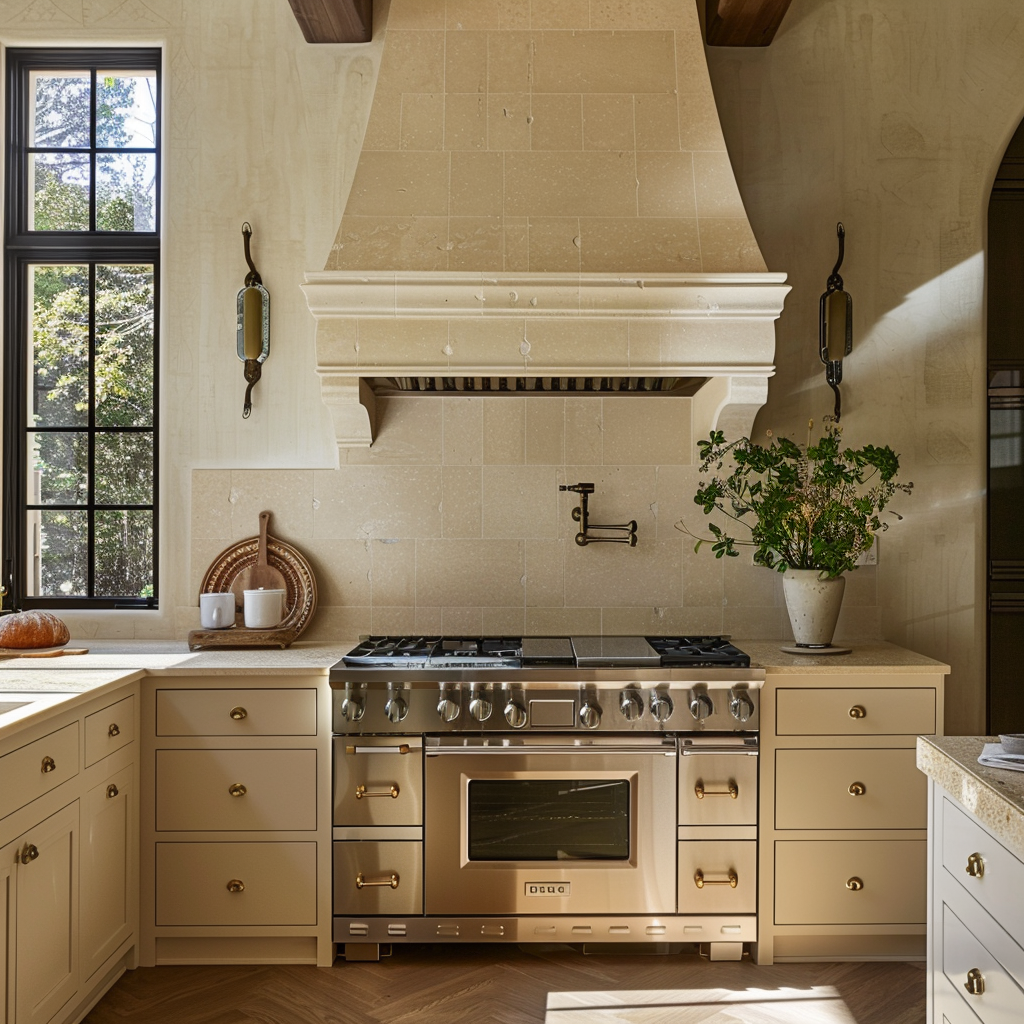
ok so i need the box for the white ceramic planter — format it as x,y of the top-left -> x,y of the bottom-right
782,569 -> 847,647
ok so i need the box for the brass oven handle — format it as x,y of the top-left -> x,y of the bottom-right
108,723 -> 120,737
694,869 -> 738,889
846,877 -> 864,891
849,705 -> 867,719
41,756 -> 56,773
966,852 -> 985,878
356,872 -> 400,890
848,781 -> 866,796
355,784 -> 400,800
346,744 -> 411,755
229,706 -> 248,720
226,879 -> 245,893
229,783 -> 247,797
694,780 -> 738,800
964,968 -> 985,996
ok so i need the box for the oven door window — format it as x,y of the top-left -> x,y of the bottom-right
467,779 -> 630,861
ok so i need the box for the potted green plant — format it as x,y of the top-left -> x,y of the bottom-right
678,421 -> 912,648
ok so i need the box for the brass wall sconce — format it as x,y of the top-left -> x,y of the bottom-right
819,222 -> 853,421
237,221 -> 270,418
559,483 -> 638,546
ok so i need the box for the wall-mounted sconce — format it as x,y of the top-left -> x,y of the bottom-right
559,483 -> 638,546
237,221 -> 270,419
819,222 -> 853,421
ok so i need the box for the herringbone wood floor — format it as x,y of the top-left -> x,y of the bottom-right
83,946 -> 925,1024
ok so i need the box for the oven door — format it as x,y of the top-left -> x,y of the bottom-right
423,735 -> 677,916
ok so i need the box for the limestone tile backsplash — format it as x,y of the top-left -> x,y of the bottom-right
188,394 -> 877,642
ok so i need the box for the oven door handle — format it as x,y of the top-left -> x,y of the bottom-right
425,743 -> 675,756
344,744 -> 413,755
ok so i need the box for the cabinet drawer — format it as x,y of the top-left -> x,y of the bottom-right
775,748 -> 926,830
774,840 -> 926,924
678,840 -> 756,915
333,738 -> 422,827
333,841 -> 422,916
941,797 -> 1024,942
0,722 -> 79,820
678,750 -> 757,826
156,688 -> 316,736
776,687 -> 936,736
155,749 -> 316,831
155,842 -> 316,925
84,694 -> 135,767
943,903 -> 1024,1024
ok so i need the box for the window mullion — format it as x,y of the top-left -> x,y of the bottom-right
87,261 -> 96,599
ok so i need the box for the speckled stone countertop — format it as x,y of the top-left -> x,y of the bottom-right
917,735 -> 1024,859
743,639 -> 949,673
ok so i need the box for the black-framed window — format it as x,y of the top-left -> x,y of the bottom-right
3,48 -> 160,610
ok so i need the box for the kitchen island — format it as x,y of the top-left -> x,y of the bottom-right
917,736 -> 1024,1024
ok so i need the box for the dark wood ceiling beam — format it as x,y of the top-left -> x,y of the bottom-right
286,0 -> 371,43
704,0 -> 794,47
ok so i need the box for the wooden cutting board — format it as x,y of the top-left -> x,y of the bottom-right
231,511 -> 287,599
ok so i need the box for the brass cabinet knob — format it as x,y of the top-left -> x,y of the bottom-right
226,879 -> 245,893
19,844 -> 39,865
355,784 -> 400,800
228,783 -> 247,797
694,869 -> 738,889
966,852 -> 985,878
694,780 -> 739,800
40,755 -> 56,774
964,968 -> 985,996
229,706 -> 248,720
848,705 -> 867,719
846,877 -> 864,891
356,872 -> 400,890
108,723 -> 120,737
848,781 -> 866,796
106,784 -> 119,799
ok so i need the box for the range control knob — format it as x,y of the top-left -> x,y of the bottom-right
579,701 -> 602,729
437,694 -> 461,723
384,692 -> 408,724
688,689 -> 714,721
504,700 -> 528,729
340,695 -> 365,723
469,694 -> 493,723
619,689 -> 644,722
729,689 -> 755,723
649,691 -> 674,723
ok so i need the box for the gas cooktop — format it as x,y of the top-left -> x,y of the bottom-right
341,635 -> 751,670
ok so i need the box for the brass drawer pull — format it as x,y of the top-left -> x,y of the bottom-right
106,784 -> 119,799
229,783 -> 248,798
694,780 -> 738,800
848,781 -> 866,796
966,852 -> 985,878
356,872 -> 400,890
229,706 -> 248,720
355,784 -> 400,800
964,968 -> 985,996
40,755 -> 56,774
846,877 -> 864,891
108,723 -> 120,737
226,879 -> 245,893
19,844 -> 39,865
694,869 -> 738,889
848,705 -> 867,719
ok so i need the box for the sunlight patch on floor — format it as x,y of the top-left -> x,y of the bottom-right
545,985 -> 857,1023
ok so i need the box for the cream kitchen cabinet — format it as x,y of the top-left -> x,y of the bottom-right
140,674 -> 333,967
0,681 -> 139,1024
918,736 -> 1024,1024
756,661 -> 947,964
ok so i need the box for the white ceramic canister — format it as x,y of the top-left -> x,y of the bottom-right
243,588 -> 285,629
199,592 -> 236,629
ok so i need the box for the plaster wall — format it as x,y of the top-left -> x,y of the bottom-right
0,0 -> 1018,733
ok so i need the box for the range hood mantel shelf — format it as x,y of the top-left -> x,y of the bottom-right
302,270 -> 790,451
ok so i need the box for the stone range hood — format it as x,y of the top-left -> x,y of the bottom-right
302,0 -> 790,449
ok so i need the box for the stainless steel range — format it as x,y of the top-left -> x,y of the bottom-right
330,635 -> 762,961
